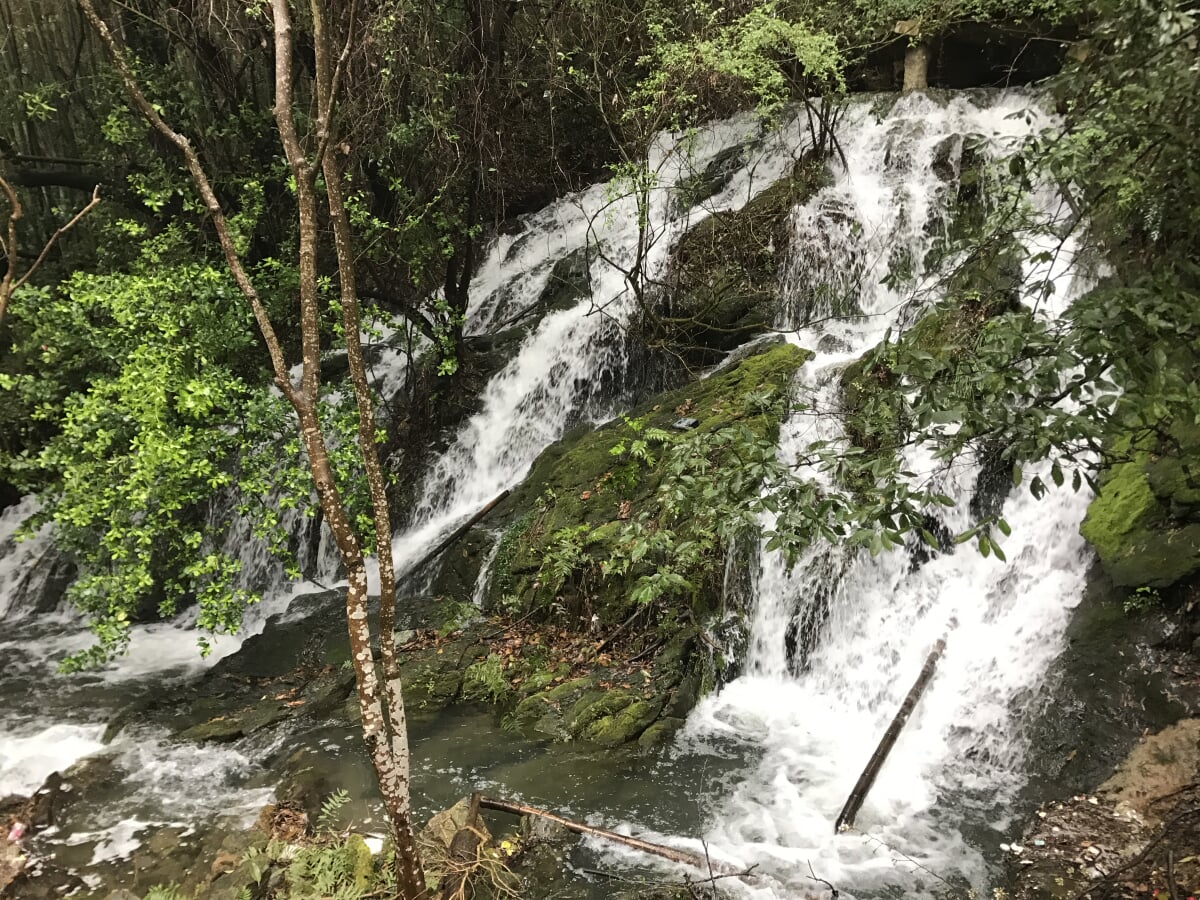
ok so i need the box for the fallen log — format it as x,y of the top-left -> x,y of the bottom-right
478,795 -> 738,876
411,490 -> 510,574
834,637 -> 947,833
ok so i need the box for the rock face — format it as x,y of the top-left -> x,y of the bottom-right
1081,422 -> 1200,589
647,159 -> 830,366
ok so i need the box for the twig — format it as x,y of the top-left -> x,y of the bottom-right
807,860 -> 839,898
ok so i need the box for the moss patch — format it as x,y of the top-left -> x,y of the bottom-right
1082,429 -> 1200,589
488,341 -> 809,623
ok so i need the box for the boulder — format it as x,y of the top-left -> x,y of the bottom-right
1082,422 -> 1200,590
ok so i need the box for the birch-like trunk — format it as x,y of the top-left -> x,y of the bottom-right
78,0 -> 427,894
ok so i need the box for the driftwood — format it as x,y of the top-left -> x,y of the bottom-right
834,638 -> 947,832
411,490 -> 510,574
478,795 -> 739,876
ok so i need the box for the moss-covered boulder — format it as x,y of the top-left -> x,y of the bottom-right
1081,423 -> 1200,589
487,341 -> 810,624
648,159 -> 830,365
502,627 -> 707,747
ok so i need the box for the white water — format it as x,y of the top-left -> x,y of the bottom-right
0,90 -> 1100,897
0,496 -> 60,622
389,112 -> 813,574
653,93 -> 1095,897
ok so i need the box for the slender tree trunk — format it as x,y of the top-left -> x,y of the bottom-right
78,1 -> 427,895
309,2 -> 426,893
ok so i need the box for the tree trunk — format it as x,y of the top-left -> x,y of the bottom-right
903,40 -> 930,92
79,1 -> 427,894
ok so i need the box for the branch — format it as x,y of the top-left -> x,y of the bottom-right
0,176 -> 100,327
75,0 -> 296,402
0,174 -> 20,324
12,184 -> 101,294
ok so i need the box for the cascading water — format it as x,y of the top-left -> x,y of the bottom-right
637,93 -> 1096,897
0,89 -> 1105,897
390,112 -> 814,573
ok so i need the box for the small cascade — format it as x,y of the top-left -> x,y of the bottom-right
390,113 -> 813,574
671,92 -> 1094,897
0,496 -> 70,622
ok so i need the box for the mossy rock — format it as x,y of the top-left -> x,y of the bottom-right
177,700 -> 292,743
638,716 -> 687,748
1081,438 -> 1200,590
487,342 -> 810,622
507,674 -> 603,740
572,690 -> 664,747
650,158 -> 831,365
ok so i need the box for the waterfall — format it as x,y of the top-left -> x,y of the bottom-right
0,496 -> 69,622
659,93 -> 1094,897
389,112 -> 815,574
0,89 -> 1101,896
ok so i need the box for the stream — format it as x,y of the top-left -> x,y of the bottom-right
0,90 -> 1159,899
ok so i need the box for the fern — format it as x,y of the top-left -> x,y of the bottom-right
316,787 -> 352,834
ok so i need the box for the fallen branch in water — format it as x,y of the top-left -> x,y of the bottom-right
411,491 -> 510,574
835,637 -> 947,832
478,795 -> 740,875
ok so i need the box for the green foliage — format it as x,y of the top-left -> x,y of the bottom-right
0,226 -> 386,666
3,259 -> 267,666
316,788 -> 353,835
463,653 -> 512,704
243,834 -> 384,900
634,0 -> 844,129
1123,585 -> 1161,615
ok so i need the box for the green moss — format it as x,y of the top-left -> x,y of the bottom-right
177,701 -> 290,742
1082,432 -> 1200,589
637,717 -> 686,748
577,694 -> 662,747
487,342 -> 809,620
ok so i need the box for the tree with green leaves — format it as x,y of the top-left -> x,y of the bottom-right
75,0 -> 428,892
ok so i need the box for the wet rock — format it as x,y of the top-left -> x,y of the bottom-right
421,797 -> 493,855
1099,719 -> 1200,814
1,854 -> 86,900
177,699 -> 293,742
672,142 -> 750,215
575,691 -> 664,747
1081,422 -> 1200,589
638,716 -> 686,748
653,160 -> 830,365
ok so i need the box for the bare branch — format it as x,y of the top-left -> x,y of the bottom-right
12,184 -> 101,294
0,174 -> 20,324
0,175 -> 100,327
